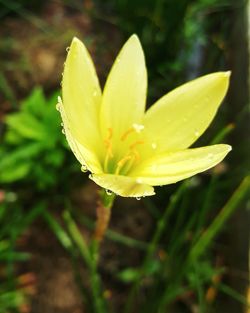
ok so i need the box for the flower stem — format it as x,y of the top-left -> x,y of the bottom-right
94,189 -> 115,242
89,189 -> 115,313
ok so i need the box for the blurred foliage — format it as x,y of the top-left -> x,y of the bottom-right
0,88 -> 77,192
95,0 -> 232,101
0,192 -> 43,312
0,0 -> 249,312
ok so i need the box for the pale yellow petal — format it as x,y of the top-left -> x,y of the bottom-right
58,97 -> 103,173
62,37 -> 103,158
130,144 -> 231,186
90,173 -> 155,198
100,34 -> 147,154
143,72 -> 230,152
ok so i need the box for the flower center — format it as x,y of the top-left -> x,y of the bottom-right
103,125 -> 145,175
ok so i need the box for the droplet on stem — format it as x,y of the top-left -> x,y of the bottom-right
106,189 -> 113,196
81,165 -> 88,173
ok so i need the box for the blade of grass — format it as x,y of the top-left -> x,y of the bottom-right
189,175 -> 250,260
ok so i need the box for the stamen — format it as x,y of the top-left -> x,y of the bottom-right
131,149 -> 140,161
129,140 -> 144,150
120,128 -> 134,141
104,128 -> 114,171
115,155 -> 133,175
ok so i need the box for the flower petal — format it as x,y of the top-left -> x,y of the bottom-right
143,72 -> 230,152
59,97 -> 102,173
90,173 -> 155,198
62,37 -> 103,158
100,34 -> 147,152
130,144 -> 231,186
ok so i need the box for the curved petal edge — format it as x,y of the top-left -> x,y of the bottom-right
90,173 -> 155,198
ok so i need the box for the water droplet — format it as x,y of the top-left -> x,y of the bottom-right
136,197 -> 141,200
194,129 -> 199,137
66,46 -> 70,52
106,189 -> 113,196
208,153 -> 214,160
62,128 -> 65,134
132,123 -> 144,133
56,103 -> 61,111
81,165 -> 88,172
151,142 -> 157,150
61,122 -> 64,127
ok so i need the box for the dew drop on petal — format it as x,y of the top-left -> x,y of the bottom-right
151,142 -> 157,150
66,47 -> 70,52
133,123 -> 144,133
106,189 -> 113,196
56,103 -> 61,111
194,129 -> 200,137
136,197 -> 141,201
61,128 -> 65,135
208,153 -> 214,160
81,165 -> 88,172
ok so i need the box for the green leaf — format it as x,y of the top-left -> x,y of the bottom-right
21,86 -> 46,115
5,112 -> 45,140
117,268 -> 140,283
0,162 -> 30,183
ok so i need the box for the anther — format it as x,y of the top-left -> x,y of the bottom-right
129,140 -> 144,150
120,128 -> 134,141
115,155 -> 133,175
104,128 -> 114,172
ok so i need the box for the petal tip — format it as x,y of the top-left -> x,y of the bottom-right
226,144 -> 232,152
127,34 -> 142,48
72,36 -> 81,44
223,70 -> 231,78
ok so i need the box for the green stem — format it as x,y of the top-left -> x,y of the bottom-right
94,190 -> 115,242
189,175 -> 250,260
88,189 -> 115,313
89,239 -> 106,313
63,209 -> 105,313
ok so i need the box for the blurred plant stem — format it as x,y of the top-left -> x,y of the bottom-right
94,189 -> 115,242
189,175 -> 250,260
61,189 -> 115,313
157,175 -> 250,312
124,182 -> 187,313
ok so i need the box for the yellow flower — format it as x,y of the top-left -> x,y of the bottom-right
58,35 -> 231,198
